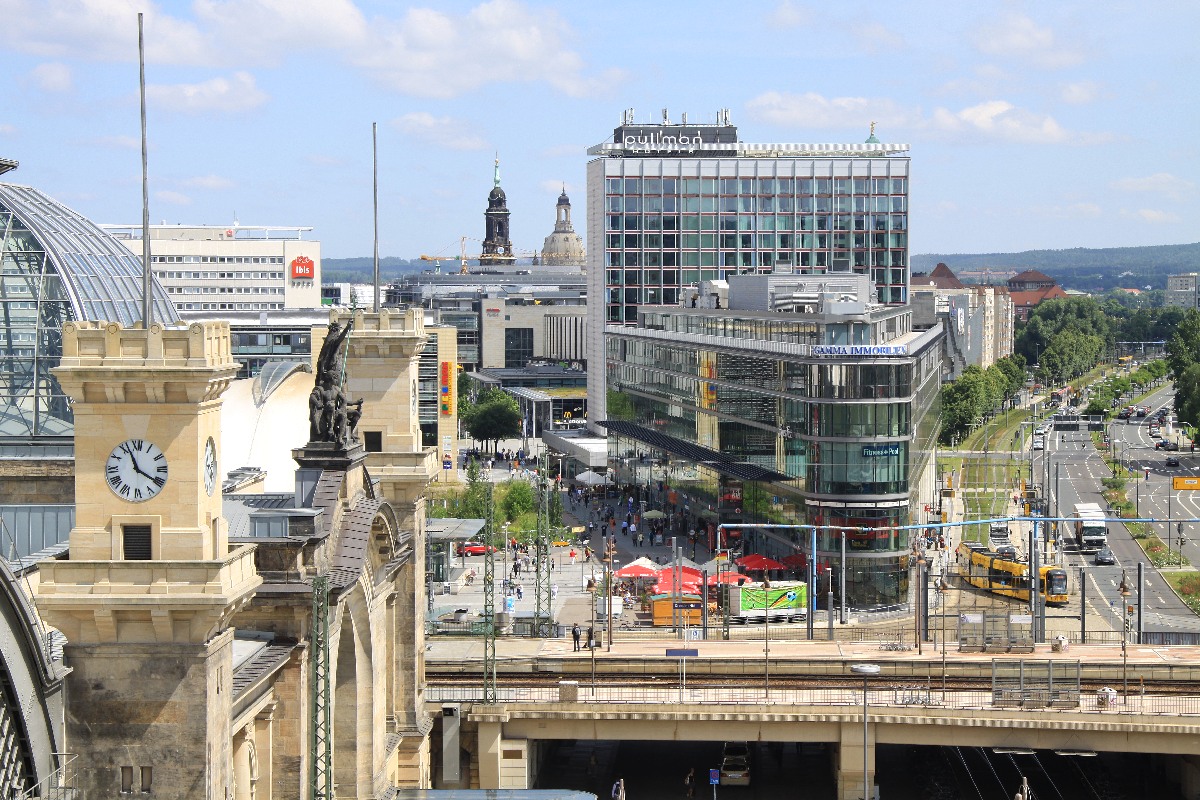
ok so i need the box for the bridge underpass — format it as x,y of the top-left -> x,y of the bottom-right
430,694 -> 1200,799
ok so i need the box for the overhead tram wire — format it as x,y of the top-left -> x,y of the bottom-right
954,747 -> 985,800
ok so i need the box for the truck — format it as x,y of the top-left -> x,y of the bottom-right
1072,501 -> 1109,553
727,581 -> 808,623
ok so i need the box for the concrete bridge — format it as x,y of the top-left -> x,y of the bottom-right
425,639 -> 1200,798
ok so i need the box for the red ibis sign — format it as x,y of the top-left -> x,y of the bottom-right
290,256 -> 315,280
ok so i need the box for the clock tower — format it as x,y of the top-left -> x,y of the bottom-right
36,320 -> 261,799
480,156 -> 515,267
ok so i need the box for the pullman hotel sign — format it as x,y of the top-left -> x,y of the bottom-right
811,344 -> 908,357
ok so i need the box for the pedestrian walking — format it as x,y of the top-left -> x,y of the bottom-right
552,583 -> 559,600
570,549 -> 577,565
572,623 -> 581,651
684,767 -> 695,798
612,777 -> 625,800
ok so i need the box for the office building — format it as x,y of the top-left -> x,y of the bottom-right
586,110 -> 911,431
1167,273 -> 1199,309
388,272 -> 587,371
603,274 -> 942,607
911,263 -> 1014,379
102,223 -> 321,312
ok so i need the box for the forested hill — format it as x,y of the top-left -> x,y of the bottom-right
322,256 -> 424,283
911,242 -> 1200,292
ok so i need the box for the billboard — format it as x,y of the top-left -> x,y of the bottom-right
439,361 -> 454,416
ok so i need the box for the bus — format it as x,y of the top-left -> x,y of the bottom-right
1072,502 -> 1108,552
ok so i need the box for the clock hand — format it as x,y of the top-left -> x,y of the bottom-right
129,456 -> 155,481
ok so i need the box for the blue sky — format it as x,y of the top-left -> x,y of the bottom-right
0,0 -> 1196,259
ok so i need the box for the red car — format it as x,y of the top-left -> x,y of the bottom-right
456,542 -> 495,556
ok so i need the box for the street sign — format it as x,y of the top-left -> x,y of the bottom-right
1173,476 -> 1200,490
710,769 -> 720,785
666,648 -> 699,658
673,602 -> 702,610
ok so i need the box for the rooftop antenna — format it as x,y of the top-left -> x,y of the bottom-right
662,108 -> 669,125
372,121 -> 379,313
138,12 -> 152,328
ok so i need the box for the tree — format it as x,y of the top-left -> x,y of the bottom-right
500,480 -> 535,522
462,389 -> 522,450
1176,365 -> 1200,430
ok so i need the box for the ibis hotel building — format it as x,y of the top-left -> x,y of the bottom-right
604,275 -> 941,609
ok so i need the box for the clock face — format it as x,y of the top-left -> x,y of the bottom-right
203,437 -> 218,497
106,439 -> 168,502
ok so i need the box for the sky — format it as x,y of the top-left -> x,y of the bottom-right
0,0 -> 1197,260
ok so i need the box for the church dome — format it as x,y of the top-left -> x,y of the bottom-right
558,189 -> 570,205
488,185 -> 507,207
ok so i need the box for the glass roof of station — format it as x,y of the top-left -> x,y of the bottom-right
0,182 -> 178,439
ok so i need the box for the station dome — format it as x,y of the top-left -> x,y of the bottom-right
0,180 -> 178,439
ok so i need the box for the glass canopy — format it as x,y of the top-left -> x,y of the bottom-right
0,183 -> 177,439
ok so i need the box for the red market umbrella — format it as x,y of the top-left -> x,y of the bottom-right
657,566 -> 702,581
653,579 -> 700,595
615,564 -> 658,579
781,553 -> 807,570
736,553 -> 786,571
706,571 -> 749,586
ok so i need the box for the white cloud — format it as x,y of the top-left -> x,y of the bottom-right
29,62 -> 71,92
353,0 -> 618,98
0,0 -> 612,98
0,123 -> 15,135
146,72 -> 267,114
746,91 -> 1106,146
1111,173 -> 1194,200
1122,208 -> 1181,224
971,13 -> 1083,69
855,22 -> 904,54
929,100 -> 1071,144
182,174 -> 235,190
1060,81 -> 1100,105
768,1 -> 811,28
393,112 -> 487,151
155,190 -> 192,205
745,91 -> 911,131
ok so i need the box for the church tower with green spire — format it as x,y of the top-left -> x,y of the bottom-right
481,155 -> 515,266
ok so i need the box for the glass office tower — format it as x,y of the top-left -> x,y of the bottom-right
586,112 -> 910,432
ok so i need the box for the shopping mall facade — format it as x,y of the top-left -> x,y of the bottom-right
603,275 -> 942,609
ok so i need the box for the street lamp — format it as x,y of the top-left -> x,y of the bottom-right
936,576 -> 951,700
1118,570 -> 1131,704
850,663 -> 880,800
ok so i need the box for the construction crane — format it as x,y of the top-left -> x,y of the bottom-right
422,238 -> 539,275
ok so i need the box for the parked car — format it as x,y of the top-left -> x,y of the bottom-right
1166,455 -> 1181,467
1094,547 -> 1116,566
456,542 -> 495,556
720,756 -> 751,787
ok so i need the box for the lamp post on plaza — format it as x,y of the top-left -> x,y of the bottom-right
937,576 -> 950,700
1119,571 -> 1131,704
850,663 -> 880,800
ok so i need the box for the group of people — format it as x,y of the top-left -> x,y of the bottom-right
570,622 -> 597,651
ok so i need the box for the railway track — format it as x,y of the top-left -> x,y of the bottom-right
426,671 -> 1200,695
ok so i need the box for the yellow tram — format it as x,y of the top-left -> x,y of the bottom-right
955,542 -> 1069,605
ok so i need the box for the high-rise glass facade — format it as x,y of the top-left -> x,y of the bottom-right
586,119 -> 910,431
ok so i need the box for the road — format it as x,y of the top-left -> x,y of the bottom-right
1035,385 -> 1200,634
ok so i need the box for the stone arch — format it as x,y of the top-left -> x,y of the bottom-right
332,584 -> 375,799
